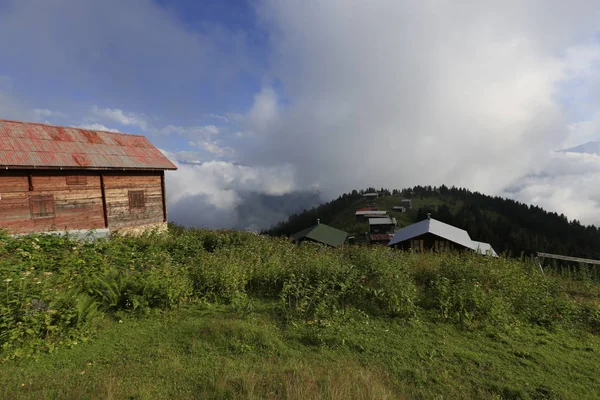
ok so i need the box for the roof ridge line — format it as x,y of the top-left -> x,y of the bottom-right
0,118 -> 147,139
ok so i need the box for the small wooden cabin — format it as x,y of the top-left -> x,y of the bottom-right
368,217 -> 397,234
291,223 -> 348,248
0,119 -> 177,235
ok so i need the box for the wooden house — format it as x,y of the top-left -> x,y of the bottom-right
291,222 -> 348,248
355,209 -> 387,221
369,233 -> 394,245
387,214 -> 497,256
368,217 -> 397,234
400,199 -> 412,209
0,119 -> 177,235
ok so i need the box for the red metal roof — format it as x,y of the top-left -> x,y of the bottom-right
0,119 -> 177,170
356,207 -> 379,212
369,233 -> 393,242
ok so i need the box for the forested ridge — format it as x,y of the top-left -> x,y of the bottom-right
265,185 -> 600,259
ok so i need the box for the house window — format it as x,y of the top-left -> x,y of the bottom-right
66,175 -> 87,185
128,190 -> 145,210
30,195 -> 55,218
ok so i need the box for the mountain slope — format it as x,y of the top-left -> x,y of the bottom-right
266,185 -> 600,259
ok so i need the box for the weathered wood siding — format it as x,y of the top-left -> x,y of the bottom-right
0,171 -> 105,234
103,173 -> 164,229
392,233 -> 466,253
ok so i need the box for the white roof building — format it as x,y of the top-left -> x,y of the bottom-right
388,216 -> 497,256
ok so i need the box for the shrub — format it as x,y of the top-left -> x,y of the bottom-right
1,227 -> 599,359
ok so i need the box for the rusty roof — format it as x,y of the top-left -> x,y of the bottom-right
0,119 -> 177,170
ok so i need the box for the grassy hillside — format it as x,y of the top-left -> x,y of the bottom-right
1,227 -> 600,399
266,186 -> 600,261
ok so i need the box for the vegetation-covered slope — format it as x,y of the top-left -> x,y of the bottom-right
266,185 -> 600,259
1,227 -> 600,398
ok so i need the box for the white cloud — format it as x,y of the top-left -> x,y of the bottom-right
164,156 -> 298,204
234,0 -> 600,226
90,106 -> 148,130
76,123 -> 120,133
507,152 -> 600,224
164,150 -> 204,163
159,124 -> 220,138
163,151 -> 298,205
161,151 -> 316,230
3,0 -> 600,230
561,114 -> 600,150
204,113 -> 230,122
190,140 -> 235,157
0,0 -> 256,118
32,108 -> 66,119
225,112 -> 245,122
244,87 -> 279,136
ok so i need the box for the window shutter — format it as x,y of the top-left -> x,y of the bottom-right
128,190 -> 145,210
30,195 -> 55,218
66,176 -> 87,185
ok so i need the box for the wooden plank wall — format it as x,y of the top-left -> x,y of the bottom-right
0,172 -> 105,234
103,173 -> 164,229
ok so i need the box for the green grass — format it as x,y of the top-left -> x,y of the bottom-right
2,302 -> 599,399
1,227 -> 600,399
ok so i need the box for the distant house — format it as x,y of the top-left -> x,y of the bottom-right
368,217 -> 397,234
392,206 -> 406,213
0,119 -> 177,236
369,233 -> 394,245
355,210 -> 387,221
400,199 -> 412,209
363,192 -> 379,199
388,214 -> 497,256
291,222 -> 348,248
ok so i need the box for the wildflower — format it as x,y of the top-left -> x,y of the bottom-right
4,278 -> 12,283
21,384 -> 25,387
118,320 -> 123,324
22,271 -> 31,276
80,371 -> 85,375
31,299 -> 48,311
87,362 -> 92,366
43,272 -> 52,276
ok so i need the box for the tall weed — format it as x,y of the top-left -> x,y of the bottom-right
1,226 -> 599,359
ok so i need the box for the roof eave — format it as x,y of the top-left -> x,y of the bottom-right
0,165 -> 178,171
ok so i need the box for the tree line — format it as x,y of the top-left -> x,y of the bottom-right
265,185 -> 600,259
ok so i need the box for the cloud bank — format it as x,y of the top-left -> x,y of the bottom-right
2,0 -> 600,229
163,154 -> 320,230
238,1 -> 600,217
195,0 -> 600,223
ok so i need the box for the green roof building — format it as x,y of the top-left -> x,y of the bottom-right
291,222 -> 348,248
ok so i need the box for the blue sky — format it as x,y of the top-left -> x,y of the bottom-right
2,0 -> 600,228
0,0 -> 270,158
